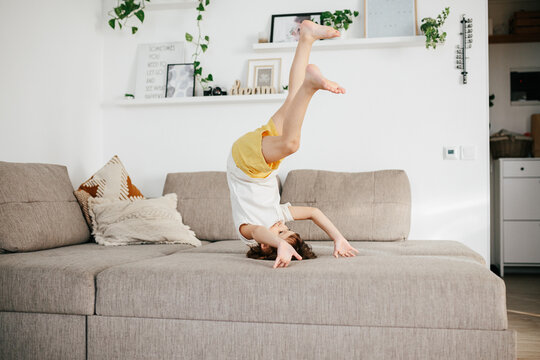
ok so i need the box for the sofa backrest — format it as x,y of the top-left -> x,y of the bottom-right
0,161 -> 90,252
163,172 -> 236,241
280,170 -> 411,241
164,169 -> 411,242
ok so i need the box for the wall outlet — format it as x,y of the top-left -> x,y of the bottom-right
443,146 -> 460,160
461,145 -> 477,160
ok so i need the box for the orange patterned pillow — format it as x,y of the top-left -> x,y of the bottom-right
74,155 -> 144,229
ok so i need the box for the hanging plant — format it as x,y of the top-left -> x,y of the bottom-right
420,7 -> 450,49
185,0 -> 213,91
108,0 -> 149,35
320,10 -> 359,32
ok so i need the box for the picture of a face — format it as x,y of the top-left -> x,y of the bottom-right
272,14 -> 321,43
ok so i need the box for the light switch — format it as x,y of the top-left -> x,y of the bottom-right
461,145 -> 477,160
444,146 -> 460,160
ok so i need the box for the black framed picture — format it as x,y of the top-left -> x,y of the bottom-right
165,63 -> 195,98
270,12 -> 322,43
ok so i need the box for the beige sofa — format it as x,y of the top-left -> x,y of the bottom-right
0,161 -> 516,359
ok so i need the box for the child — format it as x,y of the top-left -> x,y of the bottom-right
227,20 -> 359,269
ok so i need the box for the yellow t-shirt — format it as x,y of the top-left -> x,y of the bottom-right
231,118 -> 281,179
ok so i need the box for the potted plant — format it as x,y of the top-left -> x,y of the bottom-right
420,7 -> 450,49
319,10 -> 359,39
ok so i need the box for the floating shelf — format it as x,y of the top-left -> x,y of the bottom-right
489,34 -> 540,44
145,0 -> 198,11
253,36 -> 425,51
104,94 -> 288,107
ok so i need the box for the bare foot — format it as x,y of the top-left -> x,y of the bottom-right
304,64 -> 346,94
300,20 -> 340,41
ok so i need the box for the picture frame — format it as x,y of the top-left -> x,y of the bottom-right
135,42 -> 185,100
365,0 -> 418,38
270,12 -> 322,43
165,63 -> 195,98
247,58 -> 282,92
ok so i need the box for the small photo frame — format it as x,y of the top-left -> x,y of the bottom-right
165,63 -> 195,98
247,58 -> 282,92
270,12 -> 322,43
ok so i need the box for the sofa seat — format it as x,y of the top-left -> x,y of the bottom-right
0,242 -> 207,315
96,240 -> 506,331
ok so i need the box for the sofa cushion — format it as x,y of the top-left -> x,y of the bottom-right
281,170 -> 411,241
182,239 -> 486,265
163,172 -> 237,241
0,161 -> 90,252
0,242 -> 208,315
95,241 -> 506,331
74,155 -> 145,230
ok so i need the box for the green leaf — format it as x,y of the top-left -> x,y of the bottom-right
194,61 -> 200,68
207,73 -> 213,81
200,44 -> 208,52
204,35 -> 209,42
118,22 -> 123,29
131,26 -> 138,34
197,14 -> 202,21
197,2 -> 204,11
135,10 -> 144,23
114,6 -> 122,17
205,0 -> 210,5
108,18 -> 116,29
185,32 -> 193,41
194,67 -> 202,75
201,78 -> 208,83
344,22 -> 349,30
354,10 -> 359,17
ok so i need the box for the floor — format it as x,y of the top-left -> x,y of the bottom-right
504,274 -> 540,360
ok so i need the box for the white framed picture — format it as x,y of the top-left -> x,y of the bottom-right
270,13 -> 322,43
365,0 -> 417,38
165,63 -> 195,98
135,42 -> 185,100
247,58 -> 282,93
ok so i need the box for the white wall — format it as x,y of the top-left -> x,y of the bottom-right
488,0 -> 540,134
0,0 -> 104,186
101,0 -> 492,261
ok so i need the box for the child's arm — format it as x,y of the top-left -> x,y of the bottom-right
289,206 -> 359,258
240,224 -> 302,268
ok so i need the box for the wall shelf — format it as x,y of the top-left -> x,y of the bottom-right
145,0 -> 198,11
489,34 -> 540,44
104,94 -> 288,107
253,36 -> 425,51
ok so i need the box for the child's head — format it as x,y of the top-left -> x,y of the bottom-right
246,222 -> 317,260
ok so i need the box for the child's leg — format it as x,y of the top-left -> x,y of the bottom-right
262,65 -> 345,163
262,21 -> 345,164
271,21 -> 340,133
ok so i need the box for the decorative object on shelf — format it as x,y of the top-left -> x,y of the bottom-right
230,80 -> 277,96
510,11 -> 540,36
258,32 -> 269,43
320,10 -> 360,38
108,0 -> 149,35
135,42 -> 185,100
456,15 -> 472,84
490,129 -> 532,159
202,86 -> 227,96
365,0 -> 417,38
420,7 -> 450,49
282,85 -> 289,95
247,58 -> 281,92
270,12 -> 322,43
165,63 -> 195,98
185,0 -> 213,93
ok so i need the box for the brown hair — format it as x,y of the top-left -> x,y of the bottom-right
246,232 -> 317,260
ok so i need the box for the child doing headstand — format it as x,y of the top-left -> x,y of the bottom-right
227,20 -> 359,269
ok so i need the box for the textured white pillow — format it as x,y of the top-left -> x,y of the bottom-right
88,193 -> 201,247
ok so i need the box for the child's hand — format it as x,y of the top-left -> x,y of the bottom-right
333,238 -> 359,258
273,241 -> 302,269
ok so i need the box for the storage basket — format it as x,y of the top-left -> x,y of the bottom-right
490,129 -> 533,159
